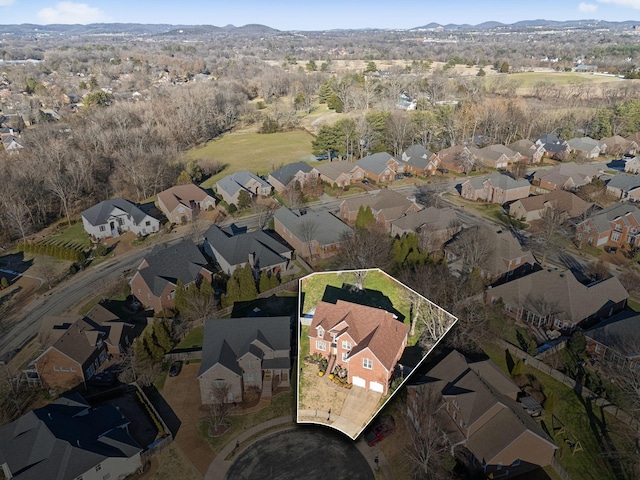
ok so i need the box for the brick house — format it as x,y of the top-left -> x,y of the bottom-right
486,269 -> 628,332
437,145 -> 477,174
399,145 -> 440,176
575,203 -> 640,251
606,173 -> 640,202
508,190 -> 593,222
339,189 -> 422,231
600,135 -> 638,156
532,162 -> 599,191
314,161 -> 366,188
308,299 -> 408,395
216,171 -> 272,206
566,136 -> 605,159
460,174 -> 530,204
406,351 -> 557,478
390,206 -> 461,253
508,139 -> 545,164
157,183 -> 216,224
267,161 -> 315,193
584,310 -> 640,373
624,155 -> 640,174
33,317 -> 109,389
130,239 -> 213,312
198,316 -> 291,404
273,207 -> 352,261
355,152 -> 402,183
476,144 -> 522,169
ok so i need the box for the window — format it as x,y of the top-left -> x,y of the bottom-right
60,366 -> 70,372
453,400 -> 460,410
342,352 -> 349,361
70,367 -> 77,373
99,225 -> 106,232
595,344 -> 601,353
341,341 -> 351,351
54,366 -> 60,371
145,220 -> 151,226
117,217 -> 124,226
317,327 -> 324,338
316,340 -> 326,351
95,464 -> 102,472
363,358 -> 373,369
497,462 -> 502,471
611,231 -> 621,242
511,459 -> 521,467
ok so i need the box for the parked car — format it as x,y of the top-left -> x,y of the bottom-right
169,360 -> 183,377
395,174 -> 404,180
362,179 -> 369,184
404,172 -> 412,177
364,415 -> 395,446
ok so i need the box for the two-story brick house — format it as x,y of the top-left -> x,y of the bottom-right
460,174 -> 530,204
308,299 -> 409,395
575,203 -> 640,251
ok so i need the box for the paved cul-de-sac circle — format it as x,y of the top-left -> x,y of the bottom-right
226,426 -> 374,480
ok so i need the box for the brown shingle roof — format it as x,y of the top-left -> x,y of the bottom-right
157,184 -> 212,213
311,300 -> 408,371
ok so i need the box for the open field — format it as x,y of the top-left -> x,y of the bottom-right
191,130 -> 315,188
507,71 -> 625,88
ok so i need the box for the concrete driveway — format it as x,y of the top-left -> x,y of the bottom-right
161,362 -> 213,477
225,426 -> 374,480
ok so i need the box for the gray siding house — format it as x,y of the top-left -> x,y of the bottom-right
198,316 -> 291,404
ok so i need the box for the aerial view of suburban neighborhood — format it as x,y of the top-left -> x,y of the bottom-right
1,1 -> 640,479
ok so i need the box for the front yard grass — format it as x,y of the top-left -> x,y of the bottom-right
483,341 -> 636,480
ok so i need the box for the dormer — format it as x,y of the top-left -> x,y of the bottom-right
317,326 -> 324,338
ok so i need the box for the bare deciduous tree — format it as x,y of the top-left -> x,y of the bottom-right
447,227 -> 494,275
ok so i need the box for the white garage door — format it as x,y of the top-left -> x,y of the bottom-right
370,381 -> 384,393
352,376 -> 366,388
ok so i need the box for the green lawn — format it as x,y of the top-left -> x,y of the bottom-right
300,270 -> 412,330
627,297 -> 640,312
483,341 -> 636,480
190,130 -> 315,188
42,221 -> 91,250
299,324 -> 310,359
177,325 -> 205,349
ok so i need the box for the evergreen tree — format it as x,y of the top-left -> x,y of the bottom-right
259,271 -> 270,293
152,319 -> 174,353
223,276 -> 241,307
199,279 -> 215,298
174,280 -> 187,313
356,206 -> 375,229
238,264 -> 258,300
237,190 -> 252,209
1,277 -> 8,289
269,273 -> 280,290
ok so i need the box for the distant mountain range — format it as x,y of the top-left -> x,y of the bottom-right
0,19 -> 638,37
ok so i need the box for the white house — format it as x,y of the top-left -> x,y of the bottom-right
81,198 -> 160,240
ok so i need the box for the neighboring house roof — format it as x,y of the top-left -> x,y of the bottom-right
566,136 -> 603,154
584,310 -> 640,359
515,190 -> 593,218
314,161 -> 358,182
137,239 -> 210,297
274,207 -> 352,246
601,135 -> 637,152
0,393 -> 141,480
157,184 -> 214,213
356,152 -> 397,175
311,299 -> 408,371
582,203 -> 640,234
535,133 -> 564,145
607,173 -> 640,193
400,144 -> 436,170
542,142 -> 569,155
203,224 -> 291,271
480,144 -> 519,160
488,269 -> 628,325
390,206 -> 458,233
1,135 -> 22,149
625,156 -> 640,171
216,170 -> 271,198
269,162 -> 312,186
533,162 -> 600,189
465,173 -> 530,191
342,189 -> 420,221
198,316 -> 291,377
35,317 -> 106,367
82,198 -> 153,227
508,139 -> 541,159
419,350 -> 556,463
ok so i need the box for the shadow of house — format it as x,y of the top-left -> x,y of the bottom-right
320,283 -> 405,323
0,252 -> 34,279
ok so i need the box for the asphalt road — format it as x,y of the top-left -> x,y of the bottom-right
0,235 -> 185,356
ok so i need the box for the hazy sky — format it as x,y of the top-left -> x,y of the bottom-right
0,0 -> 639,29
